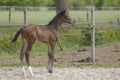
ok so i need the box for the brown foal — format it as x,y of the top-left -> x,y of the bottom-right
12,10 -> 75,76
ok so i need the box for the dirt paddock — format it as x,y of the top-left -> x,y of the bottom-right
0,67 -> 120,80
0,44 -> 120,80
30,44 -> 120,65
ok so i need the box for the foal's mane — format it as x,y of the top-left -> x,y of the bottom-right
47,11 -> 65,26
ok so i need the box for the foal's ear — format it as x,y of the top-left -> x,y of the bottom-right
63,9 -> 66,14
60,9 -> 66,15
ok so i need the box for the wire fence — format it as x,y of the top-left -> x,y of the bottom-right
0,6 -> 120,63
0,6 -> 120,47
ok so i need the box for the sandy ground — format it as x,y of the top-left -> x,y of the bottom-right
29,44 -> 120,65
0,44 -> 120,80
0,67 -> 120,80
1,44 -> 120,66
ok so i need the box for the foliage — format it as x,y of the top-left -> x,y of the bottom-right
0,0 -> 120,7
0,37 -> 21,54
0,0 -> 54,7
0,27 -> 120,54
68,0 -> 120,7
59,27 -> 120,50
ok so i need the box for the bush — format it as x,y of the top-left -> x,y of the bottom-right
0,37 -> 21,54
0,27 -> 120,54
60,27 -> 120,49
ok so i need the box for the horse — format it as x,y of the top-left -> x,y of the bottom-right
12,10 -> 75,76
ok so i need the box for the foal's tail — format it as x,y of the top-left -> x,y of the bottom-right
12,27 -> 24,43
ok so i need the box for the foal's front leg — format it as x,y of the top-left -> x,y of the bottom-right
47,43 -> 55,73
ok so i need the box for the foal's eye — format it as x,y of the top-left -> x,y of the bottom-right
64,15 -> 69,18
66,16 -> 69,17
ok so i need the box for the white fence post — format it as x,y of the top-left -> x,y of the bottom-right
91,7 -> 95,63
24,8 -> 28,26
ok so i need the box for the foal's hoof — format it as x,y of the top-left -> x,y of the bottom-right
48,69 -> 53,73
47,66 -> 53,73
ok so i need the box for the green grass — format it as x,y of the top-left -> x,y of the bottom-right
0,10 -> 120,25
0,62 -> 119,68
0,10 -> 120,67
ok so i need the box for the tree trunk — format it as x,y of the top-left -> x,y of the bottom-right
54,0 -> 69,16
54,0 -> 69,51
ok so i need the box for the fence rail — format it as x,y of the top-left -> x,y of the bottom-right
0,6 -> 120,27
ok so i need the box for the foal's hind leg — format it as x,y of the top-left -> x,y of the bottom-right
25,42 -> 34,76
20,39 -> 28,76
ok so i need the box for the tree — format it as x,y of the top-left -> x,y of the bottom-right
0,0 -> 120,7
95,0 -> 104,7
54,0 -> 70,51
54,0 -> 69,15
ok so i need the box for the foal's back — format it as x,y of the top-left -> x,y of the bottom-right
21,25 -> 58,43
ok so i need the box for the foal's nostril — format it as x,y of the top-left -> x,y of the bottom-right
71,19 -> 75,25
73,20 -> 75,23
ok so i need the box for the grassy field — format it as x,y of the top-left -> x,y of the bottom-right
0,10 -> 120,54
0,10 -> 120,67
0,10 -> 120,25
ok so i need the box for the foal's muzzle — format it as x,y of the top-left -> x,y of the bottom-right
70,19 -> 75,25
67,18 -> 75,25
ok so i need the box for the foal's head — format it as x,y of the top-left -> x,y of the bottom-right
58,10 -> 75,25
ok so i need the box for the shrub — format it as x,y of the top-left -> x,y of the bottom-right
0,27 -> 120,54
0,37 -> 21,54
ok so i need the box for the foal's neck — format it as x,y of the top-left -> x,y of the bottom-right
47,22 -> 61,31
48,24 -> 60,31
47,15 -> 62,31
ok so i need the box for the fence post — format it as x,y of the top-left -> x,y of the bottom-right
9,7 -> 11,23
24,8 -> 28,26
91,7 -> 95,63
86,8 -> 89,22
